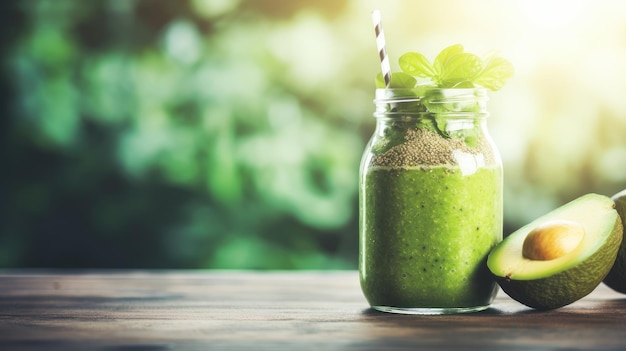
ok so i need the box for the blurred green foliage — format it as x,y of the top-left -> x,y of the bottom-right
1,0 -> 366,269
3,0 -> 626,269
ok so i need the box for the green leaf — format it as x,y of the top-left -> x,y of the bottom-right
399,52 -> 436,78
388,71 -> 417,89
448,80 -> 475,89
434,44 -> 464,76
375,72 -> 417,89
376,43 -> 514,92
474,56 -> 515,91
375,72 -> 386,88
439,52 -> 483,87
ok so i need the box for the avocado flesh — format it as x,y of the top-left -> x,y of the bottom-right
603,190 -> 626,293
487,193 -> 623,310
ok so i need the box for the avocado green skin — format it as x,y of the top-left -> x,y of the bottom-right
495,217 -> 623,310
603,191 -> 626,293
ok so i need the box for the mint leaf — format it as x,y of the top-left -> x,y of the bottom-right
375,72 -> 386,88
439,52 -> 483,88
399,52 -> 436,78
448,80 -> 475,88
376,43 -> 513,92
388,72 -> 417,88
434,44 -> 464,76
375,72 -> 417,89
474,56 -> 514,91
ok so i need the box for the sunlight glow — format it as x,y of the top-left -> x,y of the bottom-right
517,0 -> 585,29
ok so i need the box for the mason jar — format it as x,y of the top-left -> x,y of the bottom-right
359,87 -> 503,314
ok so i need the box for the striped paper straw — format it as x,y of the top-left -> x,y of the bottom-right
371,10 -> 391,87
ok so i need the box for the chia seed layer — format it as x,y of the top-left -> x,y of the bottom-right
371,128 -> 495,167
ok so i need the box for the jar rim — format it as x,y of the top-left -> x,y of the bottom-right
372,112 -> 489,119
374,87 -> 488,102
373,87 -> 489,118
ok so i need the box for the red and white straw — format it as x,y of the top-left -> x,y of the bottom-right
371,10 -> 391,87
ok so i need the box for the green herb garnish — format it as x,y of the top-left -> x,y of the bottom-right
376,44 -> 514,90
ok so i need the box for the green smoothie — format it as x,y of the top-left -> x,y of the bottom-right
359,164 -> 502,309
360,44 -> 511,313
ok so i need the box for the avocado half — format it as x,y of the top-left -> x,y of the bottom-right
603,190 -> 626,293
487,193 -> 623,310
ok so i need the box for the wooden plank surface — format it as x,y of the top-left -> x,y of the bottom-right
0,270 -> 625,350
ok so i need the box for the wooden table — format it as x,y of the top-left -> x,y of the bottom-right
1,270 -> 625,350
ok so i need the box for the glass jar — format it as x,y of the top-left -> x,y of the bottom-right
359,88 -> 503,314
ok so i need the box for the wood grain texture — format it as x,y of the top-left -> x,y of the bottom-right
0,270 -> 625,350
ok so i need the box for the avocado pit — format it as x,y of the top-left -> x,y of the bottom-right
522,220 -> 585,261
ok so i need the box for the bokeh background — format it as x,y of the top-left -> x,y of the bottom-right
2,0 -> 626,269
